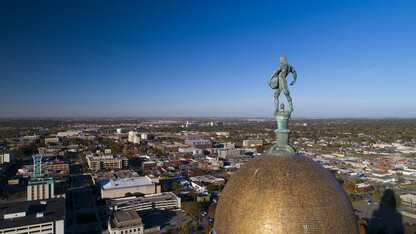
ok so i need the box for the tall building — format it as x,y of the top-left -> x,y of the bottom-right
128,131 -> 138,143
0,150 -> 16,164
86,154 -> 129,171
27,177 -> 65,201
133,135 -> 141,144
27,154 -> 65,201
32,154 -> 43,177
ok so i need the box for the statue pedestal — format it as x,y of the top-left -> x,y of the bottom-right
267,110 -> 297,156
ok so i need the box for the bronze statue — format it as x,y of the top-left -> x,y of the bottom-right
267,56 -> 297,112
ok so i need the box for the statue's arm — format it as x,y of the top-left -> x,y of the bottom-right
268,67 -> 281,85
290,66 -> 297,85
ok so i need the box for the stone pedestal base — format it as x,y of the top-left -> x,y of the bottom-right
267,110 -> 297,156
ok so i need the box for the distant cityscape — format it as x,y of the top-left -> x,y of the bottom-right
0,118 -> 416,233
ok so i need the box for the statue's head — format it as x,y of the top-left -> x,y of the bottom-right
279,56 -> 287,64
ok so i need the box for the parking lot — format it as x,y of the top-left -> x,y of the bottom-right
353,199 -> 416,233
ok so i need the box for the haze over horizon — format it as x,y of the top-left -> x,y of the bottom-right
1,1 -> 416,118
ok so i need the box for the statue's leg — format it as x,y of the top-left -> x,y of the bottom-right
284,90 -> 293,111
274,90 -> 280,111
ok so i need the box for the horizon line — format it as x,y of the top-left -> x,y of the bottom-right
0,116 -> 415,120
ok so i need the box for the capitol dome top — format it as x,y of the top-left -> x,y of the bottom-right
213,154 -> 358,233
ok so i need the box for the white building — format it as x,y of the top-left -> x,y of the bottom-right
372,176 -> 396,183
190,182 -> 206,192
100,176 -> 160,199
400,194 -> 416,204
57,130 -> 80,137
178,147 -> 203,155
0,151 -> 15,164
218,149 -> 243,159
133,136 -> 141,144
243,139 -> 263,147
128,131 -> 138,143
27,177 -> 65,201
185,139 -> 211,145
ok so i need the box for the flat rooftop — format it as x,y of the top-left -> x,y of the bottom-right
92,170 -> 140,183
100,177 -> 153,190
115,210 -> 142,223
0,198 -> 65,230
108,192 -> 179,207
110,210 -> 143,229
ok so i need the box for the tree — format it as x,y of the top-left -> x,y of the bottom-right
181,224 -> 190,234
188,190 -> 197,201
110,143 -> 122,154
354,178 -> 363,184
181,201 -> 202,216
342,182 -> 357,193
188,170 -> 195,177
204,225 -> 213,234
255,145 -> 264,153
395,194 -> 403,208
172,182 -> 180,195
206,184 -> 217,193
358,219 -> 367,227
2,190 -> 11,198
125,192 -> 133,197
372,189 -> 381,199
358,224 -> 366,234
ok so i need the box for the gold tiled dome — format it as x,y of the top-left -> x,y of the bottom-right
214,154 -> 358,234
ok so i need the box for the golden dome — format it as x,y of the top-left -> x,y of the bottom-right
214,154 -> 358,234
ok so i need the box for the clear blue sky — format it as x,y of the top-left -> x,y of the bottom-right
1,0 -> 415,118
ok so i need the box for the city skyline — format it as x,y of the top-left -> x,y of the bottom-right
1,1 -> 416,118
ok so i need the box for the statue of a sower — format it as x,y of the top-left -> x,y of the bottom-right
267,56 -> 297,112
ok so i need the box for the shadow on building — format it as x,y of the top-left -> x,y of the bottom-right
368,189 -> 403,234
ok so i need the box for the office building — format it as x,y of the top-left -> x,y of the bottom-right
128,131 -> 138,143
107,192 -> 181,214
0,198 -> 65,234
86,154 -> 129,171
44,137 -> 67,145
100,176 -> 160,199
243,139 -> 263,147
43,161 -> 70,175
0,150 -> 15,164
185,139 -> 212,149
27,177 -> 65,201
218,149 -> 243,159
27,154 -> 65,201
108,211 -> 144,234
